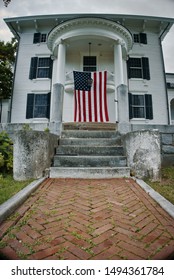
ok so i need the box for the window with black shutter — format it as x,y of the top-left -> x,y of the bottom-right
133,33 -> 147,44
33,33 -> 47,43
128,93 -> 153,119
29,57 -> 53,79
26,93 -> 51,119
127,57 -> 150,80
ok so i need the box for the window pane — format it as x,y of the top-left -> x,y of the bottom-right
132,95 -> 144,106
130,69 -> 142,78
34,106 -> 47,118
129,58 -> 141,67
83,56 -> 96,66
41,34 -> 47,42
38,58 -> 50,67
133,107 -> 145,118
133,34 -> 139,43
37,68 -> 49,78
35,94 -> 48,105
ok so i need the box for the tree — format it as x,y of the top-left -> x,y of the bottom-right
0,38 -> 17,99
0,38 -> 17,121
3,0 -> 11,7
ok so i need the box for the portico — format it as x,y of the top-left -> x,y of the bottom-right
47,17 -> 133,124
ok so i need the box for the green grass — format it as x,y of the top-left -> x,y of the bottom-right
0,174 -> 33,205
146,167 -> 174,205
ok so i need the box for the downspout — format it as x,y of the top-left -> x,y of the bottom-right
159,23 -> 171,125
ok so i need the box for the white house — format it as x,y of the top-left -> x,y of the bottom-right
3,13 -> 174,130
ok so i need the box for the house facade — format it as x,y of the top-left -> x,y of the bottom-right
3,14 -> 174,129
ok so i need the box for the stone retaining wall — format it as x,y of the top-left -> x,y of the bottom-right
161,133 -> 174,167
13,131 -> 58,181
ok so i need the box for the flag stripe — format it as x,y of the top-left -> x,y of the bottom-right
74,71 -> 109,122
104,71 -> 109,121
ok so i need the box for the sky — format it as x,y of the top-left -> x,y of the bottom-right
0,0 -> 174,72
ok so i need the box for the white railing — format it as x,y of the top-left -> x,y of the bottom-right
65,71 -> 115,93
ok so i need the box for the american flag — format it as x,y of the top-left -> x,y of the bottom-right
73,71 -> 109,122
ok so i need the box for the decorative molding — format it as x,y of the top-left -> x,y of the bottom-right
47,17 -> 133,54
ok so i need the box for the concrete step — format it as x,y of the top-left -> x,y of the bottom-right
53,155 -> 127,167
59,137 -> 121,146
50,167 -> 130,178
63,122 -> 117,131
61,130 -> 120,139
56,145 -> 124,156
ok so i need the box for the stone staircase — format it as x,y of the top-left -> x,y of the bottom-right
49,124 -> 130,178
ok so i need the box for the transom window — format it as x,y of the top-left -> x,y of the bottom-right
83,56 -> 97,72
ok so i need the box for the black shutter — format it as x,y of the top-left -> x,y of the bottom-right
46,92 -> 51,118
49,58 -> 53,79
127,58 -> 132,79
33,33 -> 41,44
26,94 -> 34,119
29,57 -> 38,79
145,94 -> 153,119
142,57 -> 150,80
128,92 -> 133,119
140,33 -> 147,44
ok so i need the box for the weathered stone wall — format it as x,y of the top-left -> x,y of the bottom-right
0,122 -> 62,139
13,131 -> 58,181
161,133 -> 174,167
123,130 -> 161,181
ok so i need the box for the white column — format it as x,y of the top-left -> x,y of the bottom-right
114,42 -> 124,122
56,41 -> 66,84
50,41 -> 66,128
114,42 -> 124,86
114,42 -> 130,132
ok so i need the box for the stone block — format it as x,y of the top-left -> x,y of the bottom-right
123,130 -> 161,181
13,131 -> 58,180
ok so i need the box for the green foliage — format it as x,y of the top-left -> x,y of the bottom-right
0,38 -> 17,100
146,167 -> 174,205
0,174 -> 33,205
22,124 -> 32,131
0,131 -> 13,173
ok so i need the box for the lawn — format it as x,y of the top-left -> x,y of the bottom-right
0,174 -> 33,205
146,167 -> 174,205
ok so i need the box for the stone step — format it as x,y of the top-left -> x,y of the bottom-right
61,130 -> 120,139
63,122 -> 117,131
53,155 -> 127,167
49,167 -> 130,178
56,145 -> 124,156
59,137 -> 121,146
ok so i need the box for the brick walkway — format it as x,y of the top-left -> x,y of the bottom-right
0,178 -> 174,260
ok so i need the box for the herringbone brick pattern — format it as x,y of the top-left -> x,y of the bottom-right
0,178 -> 174,260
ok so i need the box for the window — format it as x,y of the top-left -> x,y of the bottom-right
26,93 -> 50,119
133,33 -> 147,44
127,57 -> 150,80
33,33 -> 47,43
37,58 -> 50,78
83,56 -> 97,72
29,57 -> 53,79
167,82 -> 174,89
129,93 -> 153,119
